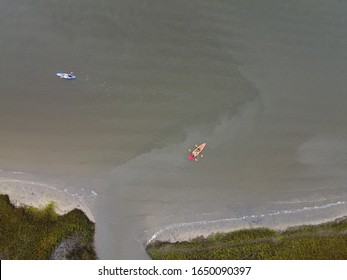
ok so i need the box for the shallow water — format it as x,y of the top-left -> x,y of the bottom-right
0,0 -> 347,259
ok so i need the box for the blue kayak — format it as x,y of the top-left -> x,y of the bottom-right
56,72 -> 76,80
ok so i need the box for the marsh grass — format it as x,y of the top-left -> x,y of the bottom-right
146,219 -> 347,260
0,194 -> 96,259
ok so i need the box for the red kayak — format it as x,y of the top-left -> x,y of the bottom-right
187,143 -> 206,161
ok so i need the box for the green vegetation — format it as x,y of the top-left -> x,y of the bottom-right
0,194 -> 97,259
146,218 -> 347,260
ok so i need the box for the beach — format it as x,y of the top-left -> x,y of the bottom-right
1,0 -> 347,259
0,169 -> 96,221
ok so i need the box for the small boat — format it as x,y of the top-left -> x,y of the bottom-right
187,143 -> 206,161
56,72 -> 76,80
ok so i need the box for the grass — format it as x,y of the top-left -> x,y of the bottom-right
146,218 -> 347,260
0,194 -> 97,259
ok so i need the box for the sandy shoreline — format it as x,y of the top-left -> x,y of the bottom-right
147,216 -> 347,245
0,177 -> 95,222
3,178 -> 345,245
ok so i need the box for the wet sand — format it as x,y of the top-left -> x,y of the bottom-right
0,170 -> 96,222
1,0 -> 347,259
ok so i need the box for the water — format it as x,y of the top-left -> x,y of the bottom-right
1,0 -> 347,259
